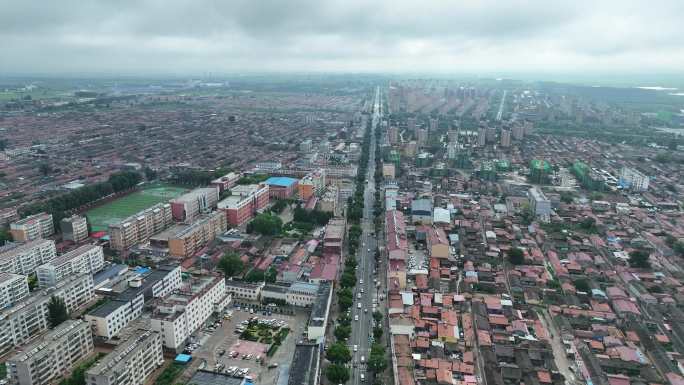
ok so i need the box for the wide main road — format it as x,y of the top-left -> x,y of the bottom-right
351,86 -> 381,385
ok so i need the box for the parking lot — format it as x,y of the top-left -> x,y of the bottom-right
407,244 -> 427,271
191,304 -> 309,385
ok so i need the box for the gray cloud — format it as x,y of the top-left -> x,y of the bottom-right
0,0 -> 682,75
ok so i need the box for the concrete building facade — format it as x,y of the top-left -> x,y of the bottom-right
529,187 -> 551,219
166,211 -> 227,258
60,215 -> 89,243
109,203 -> 173,251
0,274 -> 94,356
0,273 -> 29,309
6,320 -> 94,385
37,244 -> 105,287
619,167 -> 650,192
170,187 -> 219,223
0,239 -> 56,276
150,274 -> 231,350
217,183 -> 269,227
10,213 -> 54,242
86,330 -> 164,385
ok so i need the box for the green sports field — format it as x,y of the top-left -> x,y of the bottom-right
85,184 -> 188,232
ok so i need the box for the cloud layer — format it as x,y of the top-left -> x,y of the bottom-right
1,0 -> 683,75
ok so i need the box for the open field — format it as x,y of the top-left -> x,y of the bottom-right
85,184 -> 187,231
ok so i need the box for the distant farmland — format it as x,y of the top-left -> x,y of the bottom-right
85,184 -> 187,232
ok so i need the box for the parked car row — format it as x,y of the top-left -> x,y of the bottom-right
215,363 -> 252,378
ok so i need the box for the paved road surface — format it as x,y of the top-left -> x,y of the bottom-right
351,86 -> 381,385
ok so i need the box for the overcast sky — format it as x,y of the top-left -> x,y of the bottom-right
2,0 -> 684,76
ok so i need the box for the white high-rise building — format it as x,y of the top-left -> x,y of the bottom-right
150,274 -> 231,351
0,273 -> 29,309
86,329 -> 164,385
0,274 -> 94,356
529,187 -> 551,220
9,213 -> 54,242
619,167 -> 650,192
6,320 -> 94,385
0,239 -> 56,276
501,129 -> 511,148
37,244 -> 105,287
60,215 -> 89,243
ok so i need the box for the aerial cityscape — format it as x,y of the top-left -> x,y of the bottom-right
1,3 -> 684,385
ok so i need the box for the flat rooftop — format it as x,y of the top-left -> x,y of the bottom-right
287,343 -> 320,385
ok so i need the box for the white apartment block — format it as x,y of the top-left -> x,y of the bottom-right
170,187 -> 219,223
619,167 -> 650,192
85,265 -> 182,339
109,203 -> 173,250
0,273 -> 30,309
85,292 -> 144,339
9,212 -> 54,242
37,244 -> 105,287
529,187 -> 551,219
150,274 -> 231,351
0,274 -> 94,356
286,282 -> 320,307
143,264 -> 183,299
60,215 -> 89,243
6,320 -> 94,385
0,239 -> 56,276
225,280 -> 264,301
86,329 -> 164,385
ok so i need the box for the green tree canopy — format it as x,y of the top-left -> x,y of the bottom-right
218,253 -> 244,277
335,325 -> 352,341
325,364 -> 350,384
507,247 -> 525,265
573,278 -> 590,292
368,343 -> 388,373
326,342 -> 352,364
249,213 -> 283,236
372,310 -> 383,324
340,271 -> 356,288
48,296 -> 68,327
629,250 -> 651,268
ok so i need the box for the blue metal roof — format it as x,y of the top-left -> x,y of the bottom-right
265,176 -> 298,187
175,354 -> 192,363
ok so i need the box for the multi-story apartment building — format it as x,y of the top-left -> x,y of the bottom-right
318,186 -> 338,216
85,265 -> 181,339
0,239 -> 56,275
60,215 -> 89,243
86,329 -> 164,385
9,213 -> 54,242
512,124 -> 524,141
0,274 -> 94,356
170,187 -> 219,223
159,211 -> 227,258
150,274 -> 231,351
388,126 -> 399,144
299,169 -> 326,201
225,280 -> 263,301
210,171 -> 240,193
109,203 -> 172,251
36,244 -> 105,287
217,183 -> 269,226
0,273 -> 29,308
529,187 -> 551,219
500,129 -> 511,147
0,207 -> 19,227
477,127 -> 487,147
619,167 -> 650,192
85,291 -> 144,340
286,282 -> 320,307
264,177 -> 299,199
5,320 -> 94,385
